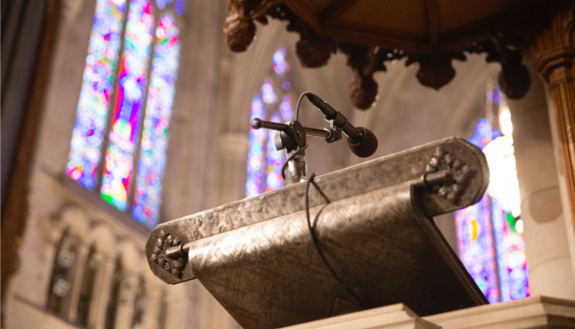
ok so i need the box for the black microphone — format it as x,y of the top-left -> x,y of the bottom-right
305,93 -> 378,157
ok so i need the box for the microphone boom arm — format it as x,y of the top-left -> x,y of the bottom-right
250,92 -> 378,186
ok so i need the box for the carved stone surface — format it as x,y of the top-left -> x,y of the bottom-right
184,182 -> 486,328
426,147 -> 476,206
146,137 -> 489,283
150,230 -> 186,279
146,138 -> 491,328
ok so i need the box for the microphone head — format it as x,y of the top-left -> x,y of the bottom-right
347,127 -> 378,158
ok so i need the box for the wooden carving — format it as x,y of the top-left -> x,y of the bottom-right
224,0 -> 256,52
222,1 -> 565,109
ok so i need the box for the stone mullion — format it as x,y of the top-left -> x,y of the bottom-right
142,284 -> 161,329
89,257 -> 116,329
114,275 -> 139,329
62,243 -> 90,322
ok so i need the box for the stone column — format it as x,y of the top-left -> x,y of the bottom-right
142,283 -> 161,329
210,133 -> 249,206
164,290 -> 186,329
88,256 -> 115,329
531,1 -> 575,242
506,66 -> 575,299
62,243 -> 90,322
113,275 -> 139,329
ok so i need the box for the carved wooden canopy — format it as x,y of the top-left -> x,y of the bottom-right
223,0 -> 560,109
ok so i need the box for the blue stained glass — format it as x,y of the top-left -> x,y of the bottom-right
456,194 -> 499,303
246,96 -> 267,197
491,196 -> 530,302
487,87 -> 503,106
246,47 -> 292,197
456,101 -> 529,303
261,79 -> 277,104
279,96 -> 293,121
265,112 -> 284,191
175,0 -> 184,15
101,0 -> 154,211
272,48 -> 289,75
155,0 -> 172,9
66,0 -> 127,189
132,14 -> 180,228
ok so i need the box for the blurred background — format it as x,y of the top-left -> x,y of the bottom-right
2,0 -> 574,328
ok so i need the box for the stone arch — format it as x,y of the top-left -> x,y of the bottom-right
60,206 -> 90,239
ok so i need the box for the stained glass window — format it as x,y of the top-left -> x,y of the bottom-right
67,0 -> 183,228
66,0 -> 127,189
455,86 -> 529,303
133,14 -> 180,227
101,0 -> 154,210
246,48 -> 294,197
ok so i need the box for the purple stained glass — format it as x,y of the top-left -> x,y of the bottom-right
456,111 -> 529,303
246,47 -> 293,196
66,0 -> 127,189
279,96 -> 293,121
261,79 -> 277,104
487,87 -> 503,106
132,14 -> 180,227
265,112 -> 284,191
456,194 -> 499,303
101,0 -> 154,210
175,0 -> 185,15
491,197 -> 530,301
272,48 -> 289,75
246,95 -> 267,197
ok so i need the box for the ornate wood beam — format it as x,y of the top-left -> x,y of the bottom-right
319,0 -> 360,27
426,0 -> 440,47
223,0 -> 535,109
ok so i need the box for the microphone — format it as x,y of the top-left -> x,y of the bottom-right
305,93 -> 378,157
347,126 -> 378,158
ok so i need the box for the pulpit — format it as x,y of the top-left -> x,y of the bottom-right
146,137 -> 491,329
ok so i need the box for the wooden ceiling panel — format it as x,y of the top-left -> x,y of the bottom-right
338,0 -> 428,37
308,0 -> 336,12
438,0 -> 522,32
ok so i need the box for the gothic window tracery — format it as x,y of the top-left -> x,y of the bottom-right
76,246 -> 99,326
47,230 -> 77,315
157,288 -> 168,329
66,0 -> 183,228
455,86 -> 529,303
105,257 -> 123,329
246,48 -> 295,197
131,276 -> 146,329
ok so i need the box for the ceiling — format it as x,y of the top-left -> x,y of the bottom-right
286,0 -> 531,54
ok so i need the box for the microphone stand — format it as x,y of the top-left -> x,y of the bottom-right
251,118 -> 341,185
251,92 -> 377,186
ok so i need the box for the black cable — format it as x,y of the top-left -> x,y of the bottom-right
295,91 -> 313,122
280,91 -> 314,181
305,172 -> 362,305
